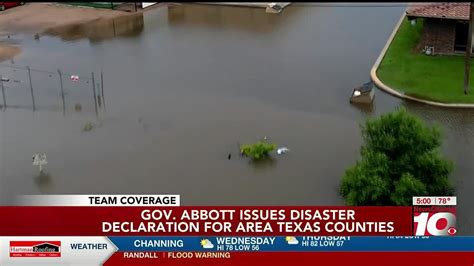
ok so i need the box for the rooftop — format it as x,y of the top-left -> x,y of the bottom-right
406,2 -> 470,21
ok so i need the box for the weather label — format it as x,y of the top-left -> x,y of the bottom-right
204,236 -> 352,251
212,237 -> 274,251
300,236 -> 350,247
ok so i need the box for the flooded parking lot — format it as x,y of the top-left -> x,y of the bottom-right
0,3 -> 472,233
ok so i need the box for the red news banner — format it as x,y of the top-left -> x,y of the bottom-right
0,206 -> 412,236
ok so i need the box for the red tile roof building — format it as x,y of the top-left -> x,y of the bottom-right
406,2 -> 470,21
406,3 -> 471,55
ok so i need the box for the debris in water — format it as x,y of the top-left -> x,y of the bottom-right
277,147 -> 290,155
70,75 -> 79,82
74,103 -> 82,112
237,142 -> 244,157
82,121 -> 94,132
266,3 -> 283,14
228,153 -> 232,160
32,153 -> 48,173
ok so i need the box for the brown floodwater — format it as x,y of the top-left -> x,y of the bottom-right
0,3 -> 472,234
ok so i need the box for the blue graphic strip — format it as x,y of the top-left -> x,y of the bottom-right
108,236 -> 474,252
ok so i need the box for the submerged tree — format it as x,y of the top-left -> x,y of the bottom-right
340,108 -> 454,206
240,141 -> 277,160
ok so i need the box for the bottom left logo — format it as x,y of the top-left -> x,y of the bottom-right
9,241 -> 61,257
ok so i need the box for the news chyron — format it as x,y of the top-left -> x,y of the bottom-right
0,194 -> 467,266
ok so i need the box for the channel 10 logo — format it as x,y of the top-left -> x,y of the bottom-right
413,206 -> 456,236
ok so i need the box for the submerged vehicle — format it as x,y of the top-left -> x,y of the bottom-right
266,3 -> 284,14
350,81 -> 375,104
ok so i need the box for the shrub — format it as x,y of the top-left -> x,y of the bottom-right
82,121 -> 94,132
240,141 -> 276,160
340,107 -> 454,206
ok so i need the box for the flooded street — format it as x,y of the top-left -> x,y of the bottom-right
0,4 -> 472,233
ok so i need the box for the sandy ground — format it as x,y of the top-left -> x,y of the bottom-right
0,3 -> 131,34
0,3 -> 139,62
0,44 -> 20,62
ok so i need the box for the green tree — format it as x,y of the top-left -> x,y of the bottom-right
340,108 -> 454,206
240,141 -> 276,160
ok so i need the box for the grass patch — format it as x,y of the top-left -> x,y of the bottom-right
377,18 -> 474,103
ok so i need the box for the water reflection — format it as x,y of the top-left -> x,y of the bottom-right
402,101 -> 474,132
42,13 -> 145,43
167,4 -> 300,32
247,156 -> 277,171
34,171 -> 54,194
350,102 -> 375,115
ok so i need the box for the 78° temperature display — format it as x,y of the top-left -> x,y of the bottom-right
412,197 -> 456,206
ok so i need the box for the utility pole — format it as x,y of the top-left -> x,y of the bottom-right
464,2 -> 474,95
91,72 -> 98,117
